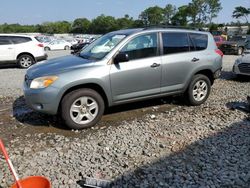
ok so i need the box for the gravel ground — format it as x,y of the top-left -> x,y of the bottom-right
0,54 -> 250,187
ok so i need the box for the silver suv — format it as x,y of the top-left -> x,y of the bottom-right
23,28 -> 223,129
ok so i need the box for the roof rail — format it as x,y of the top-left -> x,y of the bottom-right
143,25 -> 205,31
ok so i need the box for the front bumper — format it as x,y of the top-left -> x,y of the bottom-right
233,63 -> 250,76
23,82 -> 60,115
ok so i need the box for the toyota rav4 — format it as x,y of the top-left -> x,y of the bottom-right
23,28 -> 223,129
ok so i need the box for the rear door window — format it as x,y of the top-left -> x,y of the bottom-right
162,32 -> 190,55
0,36 -> 12,45
10,36 -> 32,44
189,33 -> 208,51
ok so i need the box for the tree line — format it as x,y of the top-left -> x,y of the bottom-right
0,0 -> 249,34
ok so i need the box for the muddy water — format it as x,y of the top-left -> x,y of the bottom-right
0,96 -> 178,142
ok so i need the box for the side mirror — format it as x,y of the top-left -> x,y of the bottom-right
114,52 -> 129,64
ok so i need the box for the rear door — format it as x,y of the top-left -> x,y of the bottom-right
110,32 -> 162,102
160,32 -> 208,93
0,36 -> 15,61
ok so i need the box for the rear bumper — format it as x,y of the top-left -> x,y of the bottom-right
35,54 -> 48,62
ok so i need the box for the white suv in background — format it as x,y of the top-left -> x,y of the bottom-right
0,34 -> 47,68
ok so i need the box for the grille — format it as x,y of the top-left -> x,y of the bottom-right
238,63 -> 250,74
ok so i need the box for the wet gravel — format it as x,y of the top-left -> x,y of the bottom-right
0,55 -> 250,187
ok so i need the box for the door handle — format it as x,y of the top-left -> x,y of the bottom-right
150,63 -> 160,68
191,57 -> 200,62
8,48 -> 13,50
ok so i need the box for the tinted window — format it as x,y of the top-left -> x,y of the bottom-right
121,33 -> 158,60
10,36 -> 32,44
189,33 -> 208,51
0,36 -> 12,45
162,32 -> 190,55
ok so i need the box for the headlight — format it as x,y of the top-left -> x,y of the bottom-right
234,59 -> 241,65
30,76 -> 58,89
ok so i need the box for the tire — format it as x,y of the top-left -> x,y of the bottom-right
237,47 -> 243,55
186,74 -> 211,106
44,47 -> 50,51
61,89 -> 105,129
65,46 -> 70,50
17,54 -> 35,69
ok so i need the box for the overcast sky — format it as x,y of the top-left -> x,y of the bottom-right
0,0 -> 249,25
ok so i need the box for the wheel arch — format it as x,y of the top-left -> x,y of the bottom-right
59,83 -> 109,112
16,52 -> 35,63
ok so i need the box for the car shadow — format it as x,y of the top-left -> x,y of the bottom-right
12,96 -> 67,130
12,95 -> 185,130
0,64 -> 18,69
220,70 -> 250,82
76,112 -> 250,187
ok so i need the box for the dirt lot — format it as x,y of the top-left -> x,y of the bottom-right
0,52 -> 250,187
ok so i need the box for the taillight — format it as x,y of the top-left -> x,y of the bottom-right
37,43 -> 44,47
215,49 -> 223,57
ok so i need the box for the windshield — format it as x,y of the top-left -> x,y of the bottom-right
79,33 -> 126,60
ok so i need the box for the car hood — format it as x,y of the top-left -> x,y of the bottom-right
241,54 -> 250,64
27,55 -> 95,79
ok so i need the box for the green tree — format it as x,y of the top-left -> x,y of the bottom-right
163,4 -> 176,25
232,6 -> 250,23
71,18 -> 90,33
116,14 -> 134,29
89,14 -> 118,34
171,5 -> 189,26
206,0 -> 222,24
187,0 -> 208,27
139,6 -> 164,26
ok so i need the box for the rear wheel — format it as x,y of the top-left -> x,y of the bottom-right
17,54 -> 34,68
44,47 -> 50,51
186,74 -> 211,106
65,46 -> 70,50
61,89 -> 105,129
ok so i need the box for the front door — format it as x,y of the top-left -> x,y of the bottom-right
110,33 -> 161,102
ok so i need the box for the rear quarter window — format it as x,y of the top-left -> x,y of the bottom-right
189,33 -> 208,51
10,36 -> 32,44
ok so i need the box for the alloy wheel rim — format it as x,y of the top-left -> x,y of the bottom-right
70,96 -> 98,125
20,57 -> 32,67
192,80 -> 208,102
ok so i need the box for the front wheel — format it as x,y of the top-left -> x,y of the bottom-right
64,46 -> 70,50
61,89 -> 105,129
186,74 -> 211,106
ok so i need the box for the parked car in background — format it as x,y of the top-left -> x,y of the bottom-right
0,34 -> 47,68
244,39 -> 250,54
219,35 -> 249,55
44,40 -> 72,51
233,54 -> 250,77
71,42 -> 90,54
214,36 -> 225,47
65,38 -> 78,46
23,28 -> 223,130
